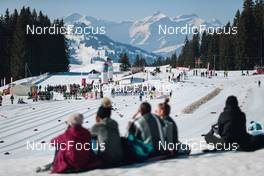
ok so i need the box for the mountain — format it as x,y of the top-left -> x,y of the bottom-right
65,12 -> 222,57
65,22 -> 159,65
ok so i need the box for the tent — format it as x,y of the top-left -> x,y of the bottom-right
11,84 -> 36,96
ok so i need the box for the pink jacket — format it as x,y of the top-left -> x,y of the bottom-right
51,125 -> 102,173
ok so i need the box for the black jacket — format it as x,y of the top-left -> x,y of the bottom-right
218,106 -> 251,148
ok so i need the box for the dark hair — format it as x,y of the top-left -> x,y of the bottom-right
159,98 -> 171,116
97,106 -> 111,119
140,102 -> 151,115
225,96 -> 238,107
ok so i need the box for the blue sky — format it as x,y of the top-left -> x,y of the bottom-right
0,0 -> 242,23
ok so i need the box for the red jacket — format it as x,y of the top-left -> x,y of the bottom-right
51,125 -> 102,173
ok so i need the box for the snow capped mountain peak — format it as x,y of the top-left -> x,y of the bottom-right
209,18 -> 222,26
175,14 -> 198,19
141,11 -> 167,24
64,13 -> 83,23
64,12 -> 222,59
152,11 -> 167,19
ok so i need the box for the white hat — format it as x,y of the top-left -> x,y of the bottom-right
67,113 -> 84,126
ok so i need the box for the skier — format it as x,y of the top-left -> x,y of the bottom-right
10,95 -> 14,104
0,95 -> 2,106
139,91 -> 144,101
258,80 -> 261,87
168,75 -> 171,82
100,90 -> 104,98
34,92 -> 38,102
169,90 -> 172,98
95,90 -> 98,99
111,88 -> 115,98
149,91 -> 153,100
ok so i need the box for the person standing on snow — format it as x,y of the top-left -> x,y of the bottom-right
139,91 -> 143,101
0,95 -> 3,106
10,95 -> 14,104
258,80 -> 261,87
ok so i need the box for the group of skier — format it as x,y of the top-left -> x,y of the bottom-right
37,95 -> 264,174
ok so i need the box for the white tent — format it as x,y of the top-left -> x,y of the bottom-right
11,84 -> 35,96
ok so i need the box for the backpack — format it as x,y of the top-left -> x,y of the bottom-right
248,122 -> 263,131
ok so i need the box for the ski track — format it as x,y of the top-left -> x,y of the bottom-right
0,99 -> 103,130
0,70 -> 264,176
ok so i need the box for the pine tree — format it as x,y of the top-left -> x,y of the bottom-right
254,0 -> 264,66
10,8 -> 28,80
219,23 -> 236,70
133,55 -> 141,67
170,52 -> 177,68
240,0 -> 258,69
200,31 -> 210,68
119,53 -> 131,71
1,7 -> 70,81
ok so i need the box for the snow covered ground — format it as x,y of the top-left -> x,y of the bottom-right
0,68 -> 264,176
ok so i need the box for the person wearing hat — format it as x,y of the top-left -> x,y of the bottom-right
47,113 -> 102,173
91,97 -> 124,166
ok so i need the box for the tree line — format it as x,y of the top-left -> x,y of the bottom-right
176,0 -> 264,70
0,7 -> 69,84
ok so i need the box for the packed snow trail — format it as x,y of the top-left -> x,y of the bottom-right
0,71 -> 264,176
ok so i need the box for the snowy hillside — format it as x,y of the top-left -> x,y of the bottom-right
65,12 -> 222,56
0,68 -> 264,176
66,21 -> 159,66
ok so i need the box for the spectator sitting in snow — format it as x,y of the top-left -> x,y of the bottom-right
18,98 -> 26,104
155,98 -> 190,155
155,98 -> 178,145
91,97 -> 124,166
204,96 -> 264,151
128,102 -> 164,156
40,113 -> 102,173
